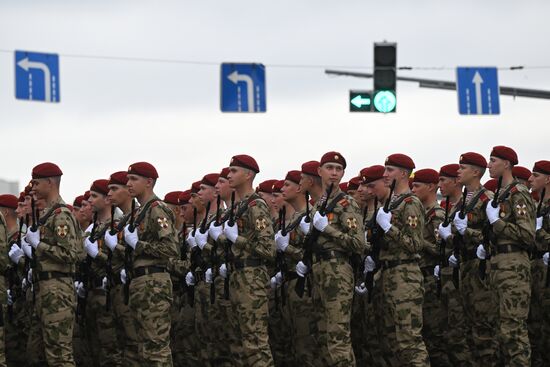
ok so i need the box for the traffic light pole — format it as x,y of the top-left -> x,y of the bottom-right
326,69 -> 550,100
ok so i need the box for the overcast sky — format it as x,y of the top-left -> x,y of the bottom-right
1,0 -> 549,201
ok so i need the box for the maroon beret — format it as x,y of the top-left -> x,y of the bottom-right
128,162 -> 159,179
178,190 -> 192,205
301,161 -> 320,177
484,179 -> 498,192
24,183 -> 32,195
459,152 -> 487,168
201,173 -> 220,187
512,166 -> 532,181
439,164 -> 459,178
339,182 -> 349,193
490,145 -> 518,166
32,162 -> 63,179
320,151 -> 347,169
219,167 -> 230,180
272,180 -> 285,193
230,154 -> 260,173
90,179 -> 110,196
190,181 -> 201,194
73,195 -> 85,207
83,191 -> 91,201
285,170 -> 302,185
109,171 -> 128,186
164,191 -> 184,206
18,192 -> 26,203
413,169 -> 439,184
257,179 -> 278,194
361,165 -> 385,184
348,176 -> 361,191
533,160 -> 550,175
385,154 -> 415,170
0,194 -> 18,209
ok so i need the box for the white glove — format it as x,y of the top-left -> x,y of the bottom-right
22,278 -> 28,290
9,244 -> 24,265
208,221 -> 223,241
224,222 -> 238,243
364,256 -> 376,273
486,201 -> 500,224
270,276 -> 278,290
313,212 -> 329,232
85,223 -> 94,234
185,271 -> 196,286
448,254 -> 459,268
454,214 -> 468,235
275,230 -> 289,252
476,244 -> 487,260
123,224 -> 138,250
25,228 -> 40,248
76,281 -> 86,299
219,263 -> 228,279
120,269 -> 127,284
27,268 -> 33,283
355,282 -> 368,296
21,238 -> 32,259
364,230 -> 368,243
376,209 -> 392,233
7,290 -> 13,306
102,277 -> 108,291
298,216 -> 311,235
104,231 -> 118,252
434,265 -> 441,278
543,252 -> 549,266
275,271 -> 283,285
438,223 -> 452,241
195,230 -> 208,250
536,217 -> 543,231
84,237 -> 99,258
205,268 -> 213,283
187,232 -> 197,248
296,261 -> 308,277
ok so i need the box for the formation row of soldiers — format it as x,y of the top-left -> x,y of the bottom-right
0,146 -> 548,366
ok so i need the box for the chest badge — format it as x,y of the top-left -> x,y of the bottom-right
346,217 -> 358,230
256,218 -> 268,231
56,225 -> 69,238
516,204 -> 527,216
407,215 -> 419,228
157,217 -> 169,229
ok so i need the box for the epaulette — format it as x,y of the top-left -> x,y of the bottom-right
479,193 -> 490,203
54,207 -> 63,215
249,200 -> 257,207
511,186 -> 519,194
404,197 -> 413,204
338,198 -> 349,208
151,201 -> 160,208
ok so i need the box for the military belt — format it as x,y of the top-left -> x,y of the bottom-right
496,244 -> 526,255
133,266 -> 166,279
380,259 -> 417,271
233,258 -> 263,269
36,271 -> 74,282
313,250 -> 349,263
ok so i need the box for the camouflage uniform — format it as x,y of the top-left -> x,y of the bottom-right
378,192 -> 430,366
309,189 -> 365,366
129,196 -> 178,365
0,212 -> 8,367
537,198 -> 550,365
489,181 -> 535,366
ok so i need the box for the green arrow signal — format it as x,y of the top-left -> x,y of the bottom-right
351,94 -> 371,108
373,90 -> 396,113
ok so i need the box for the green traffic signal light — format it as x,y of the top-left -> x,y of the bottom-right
373,90 -> 396,113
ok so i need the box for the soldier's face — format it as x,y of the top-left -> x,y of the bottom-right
198,184 -> 216,205
438,176 -> 459,197
228,167 -> 248,188
258,192 -> 275,212
318,163 -> 344,187
30,178 -> 52,200
383,166 -> 407,187
190,194 -> 204,211
126,174 -> 149,197
281,181 -> 300,201
412,182 -> 432,202
358,183 -> 372,202
89,191 -> 108,212
529,172 -> 550,192
271,193 -> 284,212
457,164 -> 478,185
488,156 -> 507,178
108,184 -> 131,207
180,204 -> 194,223
80,200 -> 93,222
215,178 -> 232,201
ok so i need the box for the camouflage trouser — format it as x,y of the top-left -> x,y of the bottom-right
129,271 -> 173,366
421,271 -> 452,367
35,276 -> 76,366
364,276 -> 390,367
229,265 -> 273,367
0,306 -> 5,367
351,292 -> 367,366
286,277 -> 319,367
311,258 -> 355,367
439,267 -> 474,367
460,258 -> 498,366
73,316 -> 93,367
194,280 -> 213,366
111,282 -> 140,366
5,295 -> 28,366
214,276 -> 242,367
209,276 -> 233,366
268,287 -> 292,367
490,252 -> 531,366
541,266 -> 550,364
528,259 -> 546,367
380,263 -> 429,367
176,289 -> 201,367
25,286 -> 46,366
170,284 -> 185,366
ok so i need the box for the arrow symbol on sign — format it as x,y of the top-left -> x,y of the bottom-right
472,71 -> 484,114
17,57 -> 52,102
351,95 -> 371,108
228,71 -> 255,112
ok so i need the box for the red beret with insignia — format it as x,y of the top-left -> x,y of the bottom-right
301,161 -> 320,177
484,179 -> 498,192
0,194 -> 18,210
272,180 -> 285,193
285,170 -> 302,185
361,165 -> 385,184
109,171 -> 128,186
178,190 -> 192,205
190,181 -> 201,194
320,151 -> 347,169
459,152 -> 487,168
339,182 -> 348,193
533,160 -> 550,175
128,162 -> 159,179
490,145 -> 518,165
257,179 -> 278,194
513,166 -> 532,181
73,195 -> 85,208
164,191 -> 184,206
32,162 -> 63,179
201,173 -> 220,187
219,167 -> 230,180
385,154 -> 415,170
413,169 -> 439,184
348,176 -> 361,191
439,164 -> 459,178
90,179 -> 110,196
229,154 -> 260,173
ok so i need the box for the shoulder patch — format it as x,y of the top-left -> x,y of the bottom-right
404,197 -> 413,203
479,193 -> 490,203
511,186 -> 519,194
54,207 -> 62,215
338,198 -> 349,208
249,200 -> 257,207
151,201 -> 160,208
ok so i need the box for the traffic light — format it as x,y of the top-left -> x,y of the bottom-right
373,42 -> 397,113
349,90 -> 372,112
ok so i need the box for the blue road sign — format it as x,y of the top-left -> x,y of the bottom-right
15,50 -> 60,103
221,63 -> 266,112
456,67 -> 500,115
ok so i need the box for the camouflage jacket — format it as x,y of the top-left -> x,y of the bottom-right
0,212 -> 8,277
87,219 -> 113,282
535,198 -> 550,252
420,202 -> 444,269
167,224 -> 192,278
281,209 -> 307,270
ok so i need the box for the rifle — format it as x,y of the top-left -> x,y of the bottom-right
364,197 -> 379,303
210,195 -> 221,304
187,207 -> 199,307
30,198 -> 39,303
223,191 -> 236,300
436,196 -> 450,298
82,212 -> 98,310
275,206 -> 288,307
295,183 -> 334,298
479,176 -> 502,280
452,188 -> 468,289
179,221 -> 188,309
105,205 -> 115,311
6,220 -> 24,321
123,199 -> 136,305
536,188 -> 550,288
